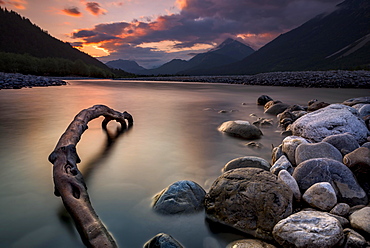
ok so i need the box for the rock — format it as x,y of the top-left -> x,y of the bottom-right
264,100 -> 281,111
328,213 -> 350,228
245,141 -> 263,149
278,170 -> 301,202
330,203 -> 351,217
343,147 -> 370,171
253,118 -> 274,127
302,182 -> 337,211
343,228 -> 368,248
271,144 -> 284,164
342,97 -> 370,107
362,142 -> 370,149
295,142 -> 342,165
272,211 -> 344,248
257,95 -> 273,106
153,180 -> 206,214
291,104 -> 370,143
358,104 -> 370,118
204,168 -> 293,240
292,158 -> 368,206
270,155 -> 294,175
349,207 -> 370,235
307,101 -> 330,112
322,133 -> 360,155
226,239 -> 277,248
143,233 -> 184,248
222,156 -> 270,173
218,120 -> 263,139
281,136 -> 309,166
264,103 -> 290,116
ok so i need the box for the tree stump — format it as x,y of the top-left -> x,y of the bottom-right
48,105 -> 133,248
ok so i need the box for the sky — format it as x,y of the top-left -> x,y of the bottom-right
0,0 -> 343,68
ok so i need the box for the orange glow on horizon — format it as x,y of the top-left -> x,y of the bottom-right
74,44 -> 110,57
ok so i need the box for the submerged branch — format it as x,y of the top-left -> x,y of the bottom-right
48,105 -> 133,248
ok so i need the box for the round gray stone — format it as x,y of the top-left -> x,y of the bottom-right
302,182 -> 337,211
282,136 -> 309,166
153,180 -> 206,214
349,207 -> 370,235
270,155 -> 294,175
295,142 -> 342,165
322,133 -> 360,155
218,120 -> 263,139
272,211 -> 344,248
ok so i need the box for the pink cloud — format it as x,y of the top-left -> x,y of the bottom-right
62,7 -> 82,17
85,2 -> 106,16
0,0 -> 27,9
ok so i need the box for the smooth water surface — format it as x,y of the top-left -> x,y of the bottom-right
0,80 -> 366,248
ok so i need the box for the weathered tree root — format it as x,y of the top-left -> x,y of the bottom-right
48,105 -> 133,248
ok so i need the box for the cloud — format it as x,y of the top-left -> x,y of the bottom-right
62,6 -> 82,17
0,0 -> 27,9
85,2 -> 107,16
72,0 -> 342,67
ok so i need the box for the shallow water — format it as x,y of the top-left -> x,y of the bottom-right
0,80 -> 366,248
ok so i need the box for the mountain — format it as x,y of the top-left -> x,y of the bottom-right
205,0 -> 370,75
106,59 -> 147,74
144,38 -> 255,75
0,7 -> 109,70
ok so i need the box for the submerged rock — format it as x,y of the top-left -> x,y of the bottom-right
153,180 -> 206,214
218,120 -> 263,139
257,95 -> 273,106
272,211 -> 344,248
205,168 -> 293,240
143,233 -> 184,248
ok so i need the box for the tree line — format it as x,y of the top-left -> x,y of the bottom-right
0,52 -> 133,78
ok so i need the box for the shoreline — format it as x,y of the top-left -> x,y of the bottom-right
119,70 -> 370,88
1,70 -> 369,89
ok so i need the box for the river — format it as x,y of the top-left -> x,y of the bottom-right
0,80 -> 367,248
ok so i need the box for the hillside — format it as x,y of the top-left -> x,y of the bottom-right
0,7 -> 109,70
203,0 -> 370,75
106,59 -> 147,74
143,38 -> 254,75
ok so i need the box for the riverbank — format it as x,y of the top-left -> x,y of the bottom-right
122,70 -> 370,88
0,72 -> 67,89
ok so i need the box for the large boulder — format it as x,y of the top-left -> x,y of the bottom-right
291,104 -> 369,143
222,156 -> 270,172
292,158 -> 368,206
204,168 -> 293,240
295,142 -> 342,165
272,211 -> 344,248
322,133 -> 360,155
218,120 -> 263,139
153,180 -> 206,214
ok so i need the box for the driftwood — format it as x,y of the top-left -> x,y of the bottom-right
48,105 -> 133,248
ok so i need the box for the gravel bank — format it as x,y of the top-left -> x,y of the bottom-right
0,72 -> 67,89
124,70 -> 370,88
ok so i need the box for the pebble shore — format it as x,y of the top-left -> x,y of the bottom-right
0,72 -> 66,89
127,70 -> 370,88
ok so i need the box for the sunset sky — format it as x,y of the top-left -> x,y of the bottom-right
1,0 -> 342,68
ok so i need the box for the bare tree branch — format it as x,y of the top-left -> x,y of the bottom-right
48,105 -> 133,248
